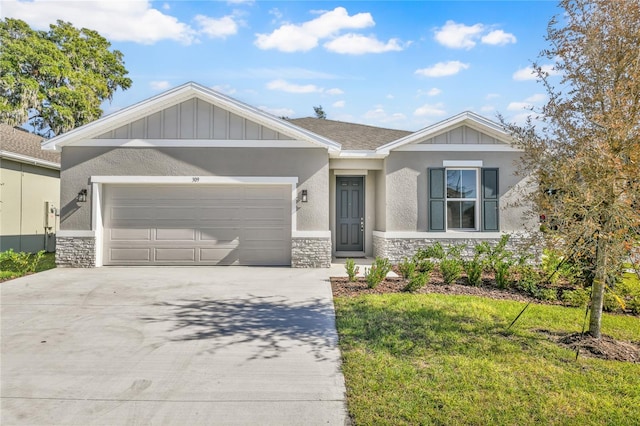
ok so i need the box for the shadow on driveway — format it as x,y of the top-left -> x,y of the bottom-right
141,294 -> 338,361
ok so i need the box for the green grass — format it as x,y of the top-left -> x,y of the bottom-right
0,251 -> 56,281
335,294 -> 640,425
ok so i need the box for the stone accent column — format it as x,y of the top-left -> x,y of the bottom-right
55,237 -> 96,268
291,236 -> 332,268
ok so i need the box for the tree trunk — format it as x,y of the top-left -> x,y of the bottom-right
588,236 -> 607,339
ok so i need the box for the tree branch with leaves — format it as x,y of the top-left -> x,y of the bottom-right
0,18 -> 132,137
502,0 -> 640,338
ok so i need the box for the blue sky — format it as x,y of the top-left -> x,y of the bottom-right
2,0 -> 562,131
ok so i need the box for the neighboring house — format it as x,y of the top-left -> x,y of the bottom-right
1,124 -> 60,253
42,82 -> 535,268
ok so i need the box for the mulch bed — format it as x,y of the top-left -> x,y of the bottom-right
331,274 -> 640,363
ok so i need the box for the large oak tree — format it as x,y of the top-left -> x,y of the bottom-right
0,18 -> 132,137
503,0 -> 640,338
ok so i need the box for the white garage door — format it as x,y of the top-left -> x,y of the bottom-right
103,184 -> 291,266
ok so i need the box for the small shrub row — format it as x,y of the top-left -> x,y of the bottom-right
0,249 -> 45,276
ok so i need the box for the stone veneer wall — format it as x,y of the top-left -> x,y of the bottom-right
55,237 -> 96,268
291,237 -> 332,268
373,233 -> 537,263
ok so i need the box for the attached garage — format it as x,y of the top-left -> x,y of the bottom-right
102,183 -> 292,266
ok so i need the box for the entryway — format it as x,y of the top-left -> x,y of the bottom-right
335,176 -> 364,255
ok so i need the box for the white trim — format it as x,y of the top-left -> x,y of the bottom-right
92,183 -> 103,267
330,150 -> 387,159
372,231 -> 504,239
42,82 -> 341,153
376,111 -> 513,154
0,151 -> 60,170
443,160 -> 483,167
56,230 -> 96,238
80,139 -> 319,149
333,170 -> 368,176
292,231 -> 332,238
392,144 -> 521,152
90,176 -> 299,185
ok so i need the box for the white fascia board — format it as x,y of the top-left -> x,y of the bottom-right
43,82 -> 342,153
329,150 -> 388,159
393,144 -> 522,152
90,176 -> 299,185
0,151 -> 60,170
77,139 -> 319,149
376,111 -> 513,154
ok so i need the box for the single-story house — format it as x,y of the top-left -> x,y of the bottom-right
1,123 -> 60,253
42,82 -> 534,268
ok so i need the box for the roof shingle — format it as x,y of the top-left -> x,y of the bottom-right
289,117 -> 412,150
0,124 -> 60,164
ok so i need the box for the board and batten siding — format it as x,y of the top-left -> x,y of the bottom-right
96,99 -> 294,140
418,125 -> 502,145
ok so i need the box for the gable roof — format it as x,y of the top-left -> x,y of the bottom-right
42,82 -> 341,153
0,124 -> 60,169
376,111 -> 515,154
289,118 -> 412,150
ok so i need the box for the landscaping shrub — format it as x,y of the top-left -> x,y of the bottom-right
464,258 -> 483,286
561,288 -> 590,307
440,258 -> 462,285
403,271 -> 428,292
494,260 -> 514,289
415,243 -> 445,261
398,258 -> 416,280
345,258 -> 359,282
416,259 -> 435,275
0,249 -> 45,275
364,257 -> 392,289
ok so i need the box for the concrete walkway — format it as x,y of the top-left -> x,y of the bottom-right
1,267 -> 348,425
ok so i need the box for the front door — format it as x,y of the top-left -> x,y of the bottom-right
336,176 -> 364,252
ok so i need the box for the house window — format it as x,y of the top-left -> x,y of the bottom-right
446,169 -> 477,230
429,167 -> 499,232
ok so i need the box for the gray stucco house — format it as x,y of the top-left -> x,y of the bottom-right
42,82 -> 533,268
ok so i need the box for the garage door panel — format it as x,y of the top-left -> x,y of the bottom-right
155,248 -> 196,262
109,248 -> 151,262
156,228 -> 196,241
110,228 -> 151,241
103,184 -> 292,266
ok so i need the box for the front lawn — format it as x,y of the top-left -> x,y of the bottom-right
335,293 -> 640,425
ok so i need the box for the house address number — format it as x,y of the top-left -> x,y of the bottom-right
192,177 -> 200,183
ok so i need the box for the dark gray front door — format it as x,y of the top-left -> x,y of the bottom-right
336,176 -> 364,252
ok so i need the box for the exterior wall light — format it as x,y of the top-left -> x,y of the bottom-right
301,189 -> 308,203
77,189 -> 88,203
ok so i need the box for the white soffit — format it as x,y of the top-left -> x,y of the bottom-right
42,82 -> 341,153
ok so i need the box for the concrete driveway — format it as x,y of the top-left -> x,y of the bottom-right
1,267 -> 348,425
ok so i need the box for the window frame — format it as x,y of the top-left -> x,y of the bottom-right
445,168 -> 480,231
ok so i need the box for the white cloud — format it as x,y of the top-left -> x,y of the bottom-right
150,81 -> 171,91
415,61 -> 469,77
486,93 -> 501,100
434,20 -> 484,49
246,68 -> 338,80
513,64 -> 559,81
480,105 -> 495,113
507,101 -> 535,111
266,79 -> 322,94
332,100 -> 346,108
427,88 -> 442,96
386,94 -> 395,99
525,93 -> 547,103
162,3 -> 170,10
255,7 -> 374,52
211,84 -> 237,95
195,15 -> 238,39
325,88 -> 344,95
363,107 -> 407,124
414,103 -> 447,117
259,106 -> 295,117
324,33 -> 404,54
2,0 -> 197,44
481,30 -> 517,45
